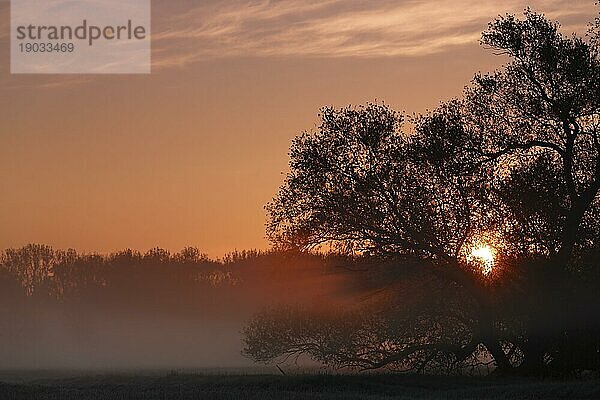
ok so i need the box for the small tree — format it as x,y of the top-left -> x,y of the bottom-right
1,244 -> 57,296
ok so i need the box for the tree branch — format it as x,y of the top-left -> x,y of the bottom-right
482,140 -> 565,161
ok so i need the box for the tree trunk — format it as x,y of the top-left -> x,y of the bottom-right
482,337 -> 513,374
555,201 -> 588,270
518,339 -> 546,376
478,311 -> 513,374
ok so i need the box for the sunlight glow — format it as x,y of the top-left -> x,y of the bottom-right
468,245 -> 495,275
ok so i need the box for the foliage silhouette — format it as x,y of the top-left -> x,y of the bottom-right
245,8 -> 600,376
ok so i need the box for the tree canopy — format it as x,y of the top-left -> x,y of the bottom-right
245,8 -> 600,376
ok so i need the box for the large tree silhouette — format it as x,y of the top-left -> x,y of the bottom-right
245,9 -> 600,376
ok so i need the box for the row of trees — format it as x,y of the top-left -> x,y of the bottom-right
243,9 -> 600,376
0,244 -> 356,307
0,244 -> 219,298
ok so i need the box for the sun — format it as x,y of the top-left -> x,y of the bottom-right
468,245 -> 495,275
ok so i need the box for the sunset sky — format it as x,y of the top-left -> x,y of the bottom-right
0,0 -> 596,257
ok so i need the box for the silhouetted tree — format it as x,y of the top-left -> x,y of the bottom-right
173,246 -> 209,264
245,8 -> 600,376
1,244 -> 57,296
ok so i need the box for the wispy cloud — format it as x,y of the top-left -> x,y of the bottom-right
4,75 -> 92,89
152,0 -> 596,68
0,0 -> 595,77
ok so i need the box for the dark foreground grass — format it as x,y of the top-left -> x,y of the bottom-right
0,373 -> 599,400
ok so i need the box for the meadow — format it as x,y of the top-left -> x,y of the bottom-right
0,371 -> 598,400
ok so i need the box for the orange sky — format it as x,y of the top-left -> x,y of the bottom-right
0,0 -> 596,257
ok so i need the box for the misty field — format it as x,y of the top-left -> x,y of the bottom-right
3,4 -> 600,393
0,372 -> 599,400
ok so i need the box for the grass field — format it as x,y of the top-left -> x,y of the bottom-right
0,372 -> 598,399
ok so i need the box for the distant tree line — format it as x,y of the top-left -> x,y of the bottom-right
0,244 -> 355,308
